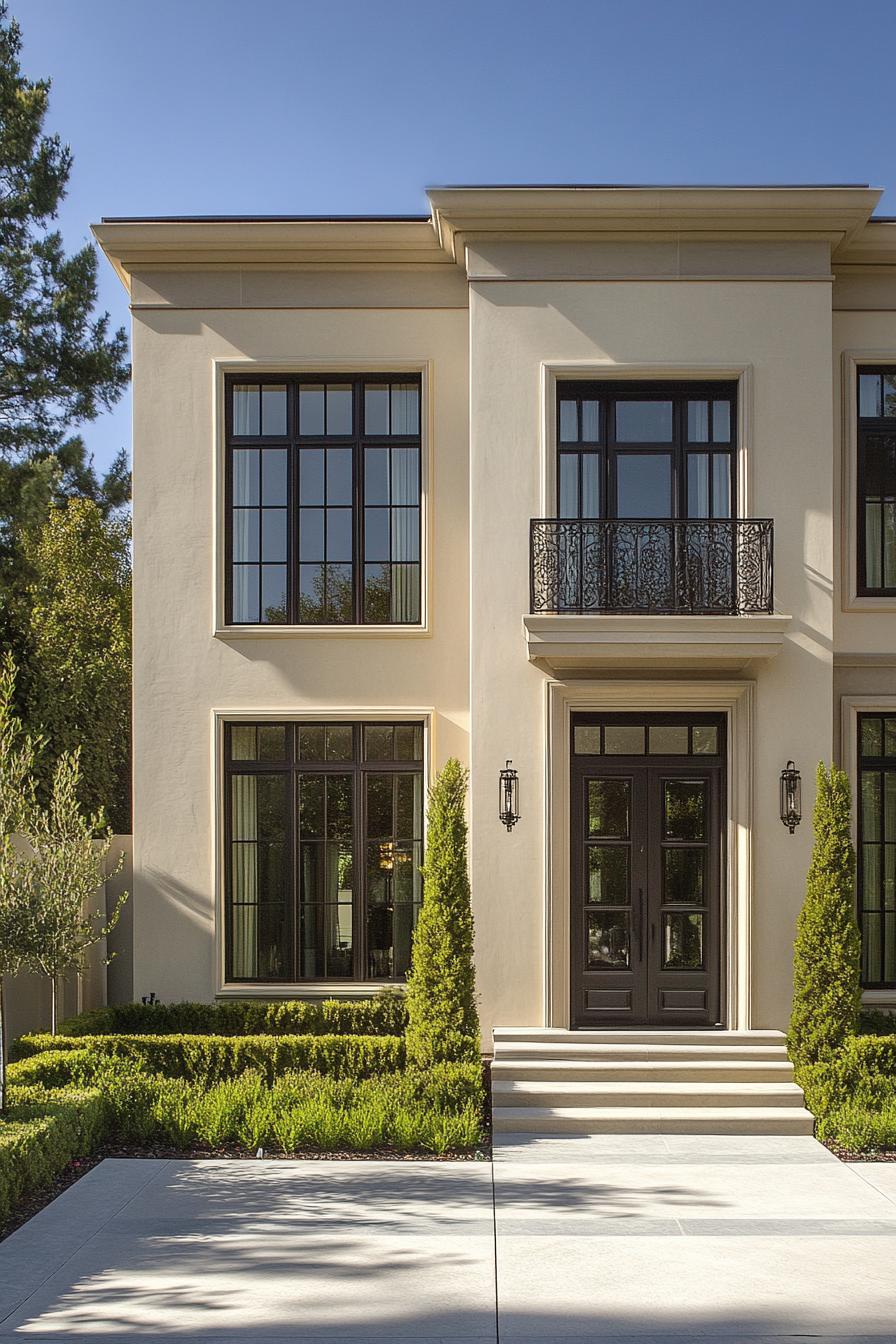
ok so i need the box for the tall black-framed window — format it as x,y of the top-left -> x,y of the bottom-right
858,713 -> 896,988
556,381 -> 737,520
857,368 -> 896,595
224,721 -> 424,983
226,374 -> 422,626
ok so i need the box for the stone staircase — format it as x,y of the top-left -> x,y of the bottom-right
491,1028 -> 815,1135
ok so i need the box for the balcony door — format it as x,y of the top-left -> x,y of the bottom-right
570,714 -> 724,1028
557,382 -> 736,522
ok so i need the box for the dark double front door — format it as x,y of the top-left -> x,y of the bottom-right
570,715 -> 724,1027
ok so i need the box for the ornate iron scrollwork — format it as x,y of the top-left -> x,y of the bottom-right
530,518 -> 773,615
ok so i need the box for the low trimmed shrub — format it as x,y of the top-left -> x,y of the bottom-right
0,1087 -> 107,1221
10,1033 -> 405,1084
54,991 -> 407,1040
816,1100 -> 896,1153
857,1007 -> 896,1037
73,1059 -> 484,1155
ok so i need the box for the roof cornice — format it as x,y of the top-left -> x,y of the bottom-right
93,187 -> 888,293
91,217 -> 450,292
426,186 -> 883,266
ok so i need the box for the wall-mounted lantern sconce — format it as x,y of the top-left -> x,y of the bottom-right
499,760 -> 520,831
780,761 -> 802,834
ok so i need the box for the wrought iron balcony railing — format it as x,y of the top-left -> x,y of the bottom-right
530,518 -> 774,616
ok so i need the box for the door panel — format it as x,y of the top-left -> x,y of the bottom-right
570,721 -> 723,1028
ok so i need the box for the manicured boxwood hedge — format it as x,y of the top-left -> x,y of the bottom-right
799,1033 -> 896,1152
53,993 -> 407,1040
10,1033 -> 406,1083
0,1087 -> 106,1222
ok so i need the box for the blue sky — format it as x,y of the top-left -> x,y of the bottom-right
13,0 -> 896,475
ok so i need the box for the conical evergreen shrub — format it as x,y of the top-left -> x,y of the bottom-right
789,763 -> 861,1068
405,759 -> 480,1067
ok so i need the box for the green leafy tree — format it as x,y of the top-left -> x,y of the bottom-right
0,2 -> 129,657
0,655 -> 41,1108
24,499 -> 131,831
789,763 -> 862,1068
23,749 -> 126,1034
405,759 -> 480,1067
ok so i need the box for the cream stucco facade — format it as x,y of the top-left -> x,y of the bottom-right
94,185 -> 896,1039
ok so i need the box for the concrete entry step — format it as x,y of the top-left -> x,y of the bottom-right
493,1027 -> 787,1046
492,1104 -> 816,1135
492,1080 -> 807,1108
490,1026 -> 811,1137
491,1058 -> 796,1083
494,1041 -> 789,1062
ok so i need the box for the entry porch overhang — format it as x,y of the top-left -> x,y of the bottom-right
524,612 -> 792,674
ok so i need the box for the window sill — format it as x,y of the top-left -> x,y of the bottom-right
842,595 -> 896,613
862,989 -> 896,1005
217,982 -> 406,1000
214,624 -> 430,640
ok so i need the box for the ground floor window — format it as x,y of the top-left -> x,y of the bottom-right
858,713 -> 896,987
224,721 -> 424,982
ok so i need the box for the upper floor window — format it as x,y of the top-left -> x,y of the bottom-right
556,382 -> 736,520
857,368 -> 896,595
226,374 -> 422,625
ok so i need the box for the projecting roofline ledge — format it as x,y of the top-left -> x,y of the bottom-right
523,612 -> 793,675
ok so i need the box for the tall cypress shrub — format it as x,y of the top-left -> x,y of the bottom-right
789,763 -> 861,1068
405,759 -> 480,1067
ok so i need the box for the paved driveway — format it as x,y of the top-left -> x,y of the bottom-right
0,1136 -> 895,1340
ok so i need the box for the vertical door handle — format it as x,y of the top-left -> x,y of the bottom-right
634,886 -> 645,962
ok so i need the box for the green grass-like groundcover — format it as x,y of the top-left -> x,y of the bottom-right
0,1006 -> 486,1229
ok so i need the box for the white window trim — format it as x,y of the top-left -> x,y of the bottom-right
539,361 -> 754,519
212,359 -> 434,637
840,352 -> 896,612
545,679 -> 754,1030
212,706 -> 434,997
841,694 -> 896,1004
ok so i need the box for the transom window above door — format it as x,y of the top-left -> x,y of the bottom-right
226,374 -> 422,626
556,382 -> 737,521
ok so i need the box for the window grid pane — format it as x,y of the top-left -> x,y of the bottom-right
226,721 -> 424,984
228,376 -> 421,625
859,714 -> 896,987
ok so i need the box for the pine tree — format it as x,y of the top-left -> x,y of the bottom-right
789,763 -> 862,1067
0,3 -> 129,656
405,759 -> 480,1067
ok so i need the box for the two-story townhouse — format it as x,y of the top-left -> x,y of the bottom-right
94,187 -> 896,1099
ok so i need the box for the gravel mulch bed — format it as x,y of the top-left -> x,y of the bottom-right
823,1142 -> 896,1162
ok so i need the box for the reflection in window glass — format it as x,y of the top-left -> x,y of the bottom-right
712,401 -> 731,442
581,401 -> 600,442
649,726 -> 689,754
299,385 -> 325,436
860,373 -> 883,418
559,400 -> 578,442
616,454 -> 671,518
573,726 -> 602,754
688,401 -> 709,442
604,726 -> 645,755
261,385 -> 287,435
587,848 -> 629,904
615,401 -> 673,442
233,384 -> 260,436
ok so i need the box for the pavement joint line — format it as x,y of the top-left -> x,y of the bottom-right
842,1162 -> 896,1212
490,1155 -> 501,1344
0,1158 -> 173,1330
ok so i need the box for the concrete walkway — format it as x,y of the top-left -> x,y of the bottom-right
0,1137 -> 894,1340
